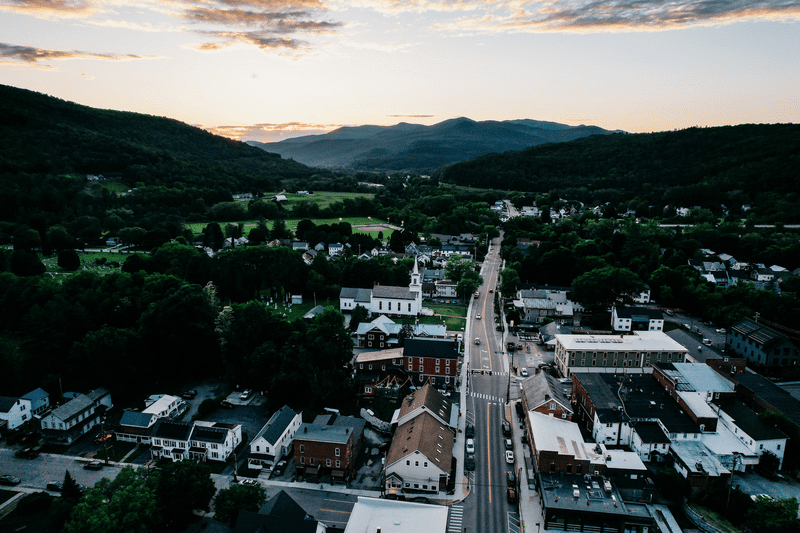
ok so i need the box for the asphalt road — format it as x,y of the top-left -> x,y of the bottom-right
0,448 -> 121,493
461,237 -> 521,533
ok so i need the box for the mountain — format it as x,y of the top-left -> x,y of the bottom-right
0,84 -> 313,196
247,117 -> 620,171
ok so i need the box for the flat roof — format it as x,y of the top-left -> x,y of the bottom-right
632,422 -> 670,444
660,363 -> 735,393
670,441 -> 729,477
538,473 -> 654,521
718,400 -> 788,441
528,412 -> 604,464
605,450 -> 647,471
556,331 -> 688,352
343,496 -> 448,533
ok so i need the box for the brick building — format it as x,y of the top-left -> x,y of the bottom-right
520,371 -> 573,420
293,412 -> 365,483
403,338 -> 460,390
527,412 -> 605,476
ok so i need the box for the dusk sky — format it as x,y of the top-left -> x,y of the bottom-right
2,0 -> 799,142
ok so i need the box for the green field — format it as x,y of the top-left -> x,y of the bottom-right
41,251 -> 130,277
267,191 -> 375,210
186,217 -> 393,240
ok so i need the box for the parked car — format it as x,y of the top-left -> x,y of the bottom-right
505,438 -> 513,450
15,447 -> 40,459
506,470 -> 516,487
702,338 -> 712,346
474,338 -> 480,345
239,478 -> 259,487
505,450 -> 515,464
751,493 -> 773,502
94,431 -> 115,444
520,368 -> 528,377
20,431 -> 41,445
84,460 -> 103,470
476,313 -> 481,320
507,487 -> 517,504
502,421 -> 511,437
181,390 -> 198,399
273,460 -> 287,476
466,438 -> 475,454
489,288 -> 493,293
47,481 -> 63,492
716,328 -> 726,333
0,474 -> 21,485
465,455 -> 475,471
465,424 -> 474,438
220,400 -> 234,409
240,389 -> 252,401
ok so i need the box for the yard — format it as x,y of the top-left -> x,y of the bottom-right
185,217 -> 393,241
41,251 -> 129,278
266,299 -> 338,321
392,304 -> 467,331
268,191 -> 375,211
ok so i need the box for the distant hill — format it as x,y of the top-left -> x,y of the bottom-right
437,123 -> 800,222
247,117 -> 620,171
0,84 -> 313,196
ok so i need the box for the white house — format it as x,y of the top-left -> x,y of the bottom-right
143,394 -> 186,419
248,405 -> 303,470
631,287 -> 651,304
116,410 -> 159,444
21,388 -> 50,417
0,397 -> 32,430
41,388 -> 113,444
384,411 -> 454,495
340,259 -> 423,316
150,419 -> 242,462
611,306 -> 664,332
716,400 -> 789,470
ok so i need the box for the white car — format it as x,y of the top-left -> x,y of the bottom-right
476,313 -> 481,320
240,389 -> 252,401
717,328 -> 726,333
520,368 -> 528,377
505,450 -> 515,464
466,438 -> 475,454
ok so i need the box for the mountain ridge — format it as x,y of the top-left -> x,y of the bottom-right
247,117 -> 622,171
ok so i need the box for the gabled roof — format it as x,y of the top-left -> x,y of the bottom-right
120,410 -> 156,428
356,348 -> 405,363
0,397 -> 19,412
372,285 -> 415,300
151,419 -> 192,441
404,338 -> 458,360
49,388 -> 110,423
718,400 -> 788,441
261,490 -> 311,520
253,405 -> 298,446
190,424 -> 228,444
732,317 -> 793,349
521,372 -> 573,413
397,383 -> 453,426
386,411 -> 454,471
21,388 -> 48,402
339,287 -> 372,302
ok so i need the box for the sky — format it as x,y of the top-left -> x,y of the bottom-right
1,0 -> 799,143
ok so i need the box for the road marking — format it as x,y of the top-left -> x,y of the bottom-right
319,508 -> 352,514
508,511 -> 521,533
447,504 -> 464,533
486,401 -> 492,504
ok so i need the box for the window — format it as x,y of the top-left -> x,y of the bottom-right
419,365 -> 423,372
368,334 -> 374,340
436,366 -> 440,373
299,445 -> 305,453
446,368 -> 450,374
408,303 -> 411,312
310,457 -> 315,465
335,448 -> 341,457
301,457 -> 305,464
406,460 -> 410,465
415,461 -> 419,466
359,363 -> 363,369
365,387 -> 372,394
336,460 -> 340,468
379,301 -> 382,310
368,364 -> 373,370
424,462 -> 428,467
326,459 -> 331,466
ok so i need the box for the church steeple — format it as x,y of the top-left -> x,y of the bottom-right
410,257 -> 421,289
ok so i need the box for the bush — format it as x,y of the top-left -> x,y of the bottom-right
195,398 -> 217,421
58,249 -> 81,270
16,491 -> 53,514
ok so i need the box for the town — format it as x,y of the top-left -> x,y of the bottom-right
2,195 -> 799,533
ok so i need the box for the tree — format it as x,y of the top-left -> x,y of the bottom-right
389,230 -> 404,252
157,460 -> 216,528
118,227 -> 147,248
745,496 -> 799,533
270,218 -> 290,241
58,250 -> 81,271
457,277 -> 480,299
397,323 -> 414,346
350,304 -> 369,333
444,256 -> 474,283
202,223 -> 225,251
500,267 -> 521,297
571,266 -> 646,310
62,470 -> 83,504
756,450 -> 781,478
213,484 -> 267,526
11,250 -> 45,276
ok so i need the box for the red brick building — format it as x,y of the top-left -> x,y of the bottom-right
293,412 -> 366,483
403,338 -> 460,390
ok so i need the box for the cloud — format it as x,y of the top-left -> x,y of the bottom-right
430,0 -> 800,34
388,114 -> 433,117
0,42 -> 157,67
206,121 -> 342,142
0,0 -> 96,18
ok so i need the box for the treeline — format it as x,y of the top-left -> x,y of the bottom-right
438,124 -> 800,223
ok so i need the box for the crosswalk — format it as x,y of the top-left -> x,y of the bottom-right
447,503 -> 464,533
471,392 -> 505,403
508,511 -> 521,533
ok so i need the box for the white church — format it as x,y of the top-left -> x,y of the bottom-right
339,260 -> 423,317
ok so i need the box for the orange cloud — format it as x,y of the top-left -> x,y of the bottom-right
206,122 -> 342,141
0,0 -> 96,18
0,42 -> 156,67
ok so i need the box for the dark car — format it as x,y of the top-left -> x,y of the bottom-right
181,390 -> 198,399
0,474 -> 21,485
465,424 -> 474,438
220,400 -> 234,409
465,455 -> 475,471
507,487 -> 517,504
20,431 -> 42,445
502,421 -> 511,436
273,460 -> 287,476
15,447 -> 40,459
506,470 -> 516,487
47,481 -> 63,492
84,460 -> 103,470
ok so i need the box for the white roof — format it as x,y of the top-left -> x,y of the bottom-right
143,394 -> 179,416
344,497 -> 448,533
702,421 -> 758,459
556,331 -> 688,352
676,391 -> 718,419
667,363 -> 735,393
605,449 -> 647,471
527,412 -> 604,464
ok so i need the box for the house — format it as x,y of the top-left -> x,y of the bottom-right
116,410 -> 159,444
403,338 -> 460,390
293,412 -> 365,483
432,279 -> 458,299
339,260 -> 423,317
393,383 -> 454,429
516,287 -> 583,326
751,268 -> 775,283
353,348 -> 407,397
0,397 -> 32,431
248,406 -> 303,470
716,400 -> 788,469
150,419 -> 242,462
384,411 -> 454,495
629,421 -> 671,463
527,412 -> 605,476
611,306 -> 663,332
292,242 -> 309,251
344,497 -> 448,533
354,316 -> 446,348
21,388 -> 50,417
520,372 -> 573,420
234,490 -> 322,533
726,317 -> 800,367
143,394 -> 187,419
554,331 -> 687,377
40,388 -> 113,444
328,243 -> 344,256
631,286 -> 651,304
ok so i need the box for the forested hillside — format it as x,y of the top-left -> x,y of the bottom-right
439,124 -> 800,222
0,84 -> 314,224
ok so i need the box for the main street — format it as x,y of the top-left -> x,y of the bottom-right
461,237 -> 521,533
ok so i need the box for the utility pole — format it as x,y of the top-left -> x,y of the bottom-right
101,416 -> 110,465
232,451 -> 238,482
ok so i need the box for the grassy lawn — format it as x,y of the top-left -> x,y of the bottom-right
425,304 -> 468,318
267,299 -> 338,321
41,251 -> 130,277
394,311 -> 466,331
98,441 -> 141,462
267,191 -> 375,211
186,217 -> 393,240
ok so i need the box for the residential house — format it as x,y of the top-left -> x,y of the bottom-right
234,490 -> 323,533
554,331 -> 687,377
150,419 -> 242,462
393,383 -> 454,429
751,268 -> 775,283
293,412 -> 365,483
354,316 -> 446,348
116,410 -> 159,444
21,388 -> 50,417
611,306 -> 664,332
328,243 -> 344,256
516,287 -> 583,326
40,388 -> 113,444
631,286 -> 651,304
384,411 -> 454,494
403,338 -> 460,390
0,397 -> 32,431
716,400 -> 788,469
248,406 -> 303,470
520,372 -> 573,420
353,348 -> 407,397
143,394 -> 187,419
726,317 -> 800,367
